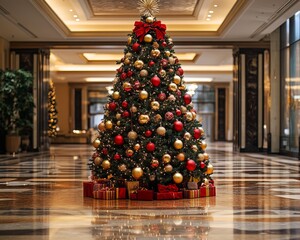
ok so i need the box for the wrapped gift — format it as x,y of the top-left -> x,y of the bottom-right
94,178 -> 113,187
126,181 -> 139,195
83,181 -> 94,198
200,183 -> 216,197
115,187 -> 127,199
137,190 -> 154,201
93,188 -> 116,200
154,191 -> 183,200
183,189 -> 201,199
93,183 -> 109,191
187,182 -> 198,190
130,193 -> 137,200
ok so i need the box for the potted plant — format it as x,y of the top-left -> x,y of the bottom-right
0,69 -> 34,154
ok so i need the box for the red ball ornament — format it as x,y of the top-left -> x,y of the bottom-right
132,42 -> 140,52
122,111 -> 130,118
158,92 -> 166,101
122,101 -> 128,108
102,148 -> 108,155
146,142 -> 155,152
165,112 -> 174,121
160,59 -> 168,68
114,153 -> 121,160
161,41 -> 167,47
151,76 -> 161,87
117,67 -> 123,73
186,159 -> 196,171
92,152 -> 99,158
145,130 -> 152,137
176,68 -> 184,76
183,94 -> 192,105
175,109 -> 182,116
134,81 -> 140,90
120,72 -> 127,80
127,70 -> 133,77
114,135 -> 124,145
176,90 -> 181,96
109,102 -> 117,111
194,129 -> 201,139
148,60 -> 155,67
200,162 -> 205,169
173,120 -> 183,132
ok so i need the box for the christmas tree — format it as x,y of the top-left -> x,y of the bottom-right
89,0 -> 214,189
48,80 -> 58,137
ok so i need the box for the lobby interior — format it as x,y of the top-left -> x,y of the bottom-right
0,0 -> 300,239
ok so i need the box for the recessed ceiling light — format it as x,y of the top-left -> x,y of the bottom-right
208,14 -> 212,17
76,18 -> 80,22
209,10 -> 214,14
69,9 -> 73,12
206,18 -> 211,21
73,15 -> 78,18
214,4 -> 218,7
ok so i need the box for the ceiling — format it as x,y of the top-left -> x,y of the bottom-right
0,0 -> 299,85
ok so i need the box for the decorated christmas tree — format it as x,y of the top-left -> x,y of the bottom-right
48,80 -> 58,137
89,0 -> 214,190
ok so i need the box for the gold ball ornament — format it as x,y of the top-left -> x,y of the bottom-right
174,139 -> 183,150
127,36 -> 132,44
151,101 -> 160,110
134,60 -> 144,69
177,153 -> 185,161
125,52 -> 132,58
92,139 -> 101,148
154,114 -> 162,122
112,91 -> 120,100
146,16 -> 154,23
205,164 -> 214,174
132,167 -> 143,180
200,141 -> 207,150
94,157 -> 102,166
116,113 -> 121,119
134,144 -> 141,151
203,153 -> 209,160
138,114 -> 150,124
185,112 -> 193,122
159,69 -> 166,77
191,111 -> 197,120
179,85 -> 186,90
156,126 -> 166,136
151,49 -> 160,57
169,83 -> 178,92
140,69 -> 148,77
131,106 -> 137,113
124,58 -> 131,65
197,153 -> 205,161
126,149 -> 134,157
98,122 -> 105,131
105,120 -> 113,129
152,41 -> 159,48
139,90 -> 148,100
162,154 -> 171,163
191,145 -> 198,152
181,106 -> 187,114
128,130 -> 138,140
101,160 -> 111,170
203,178 -> 209,186
118,164 -> 127,172
173,172 -> 183,184
184,132 -> 192,140
165,50 -> 171,57
144,34 -> 153,43
123,82 -> 132,91
151,159 -> 159,168
173,75 -> 181,85
169,57 -> 175,64
164,164 -> 173,172
117,121 -> 121,126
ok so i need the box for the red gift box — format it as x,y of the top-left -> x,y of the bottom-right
93,189 -> 116,200
183,189 -> 201,199
115,188 -> 126,199
83,181 -> 94,198
137,190 -> 154,201
199,184 -> 216,197
130,193 -> 137,200
154,191 -> 183,200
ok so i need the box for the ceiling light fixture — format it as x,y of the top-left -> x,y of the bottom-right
206,18 -> 211,21
69,9 -> 73,12
214,4 -> 218,7
208,14 -> 211,17
209,10 -> 214,14
76,18 -> 80,22
73,15 -> 78,18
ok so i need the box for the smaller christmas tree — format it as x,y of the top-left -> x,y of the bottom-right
48,80 -> 58,137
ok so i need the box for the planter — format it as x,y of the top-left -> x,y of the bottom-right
5,135 -> 21,154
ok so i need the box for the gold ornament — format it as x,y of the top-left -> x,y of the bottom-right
105,120 -> 113,129
117,121 -> 121,126
184,132 -> 191,140
140,69 -> 148,77
159,69 -> 166,77
131,106 -> 137,113
179,84 -> 186,90
134,60 -> 144,69
197,153 -> 205,161
116,113 -> 121,119
156,126 -> 166,136
169,83 -> 177,91
151,101 -> 160,110
151,49 -> 160,57
174,139 -> 183,150
92,139 -> 101,148
205,164 -> 214,174
152,41 -> 159,48
132,167 -> 143,180
203,153 -> 209,160
191,145 -> 198,152
98,122 -> 105,131
138,114 -> 150,124
146,16 -> 154,23
165,50 -> 171,57
137,0 -> 159,17
164,164 -> 173,172
173,172 -> 183,184
124,58 -> 131,65
169,57 -> 175,64
134,144 -> 141,151
177,153 -> 185,161
127,36 -> 132,44
191,111 -> 197,120
173,75 -> 181,84
125,52 -> 132,58
128,130 -> 138,140
181,106 -> 187,114
151,159 -> 159,168
126,149 -> 134,157
199,127 -> 204,135
144,34 -> 153,43
123,82 -> 132,91
139,90 -> 148,100
118,164 -> 127,172
162,154 -> 171,163
200,141 -> 207,150
102,160 -> 111,170
112,91 -> 120,100
185,112 -> 193,122
94,157 -> 102,166
154,114 -> 162,122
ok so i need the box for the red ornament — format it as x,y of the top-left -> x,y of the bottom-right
102,148 -> 108,155
158,92 -> 166,101
176,68 -> 184,76
200,162 -> 205,169
127,70 -> 133,77
132,42 -> 140,52
186,159 -> 196,171
122,111 -> 130,118
148,60 -> 155,67
109,102 -> 117,111
173,120 -> 183,132
145,130 -> 152,137
194,129 -> 201,139
114,135 -> 124,145
175,109 -> 182,116
151,75 -> 161,87
114,153 -> 121,160
134,81 -> 140,90
92,152 -> 99,158
117,67 -> 123,73
122,101 -> 128,108
146,142 -> 155,152
161,41 -> 167,47
160,59 -> 168,68
183,94 -> 192,105
165,112 -> 174,121
120,72 -> 127,80
176,90 -> 181,96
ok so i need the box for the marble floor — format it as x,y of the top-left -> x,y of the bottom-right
0,142 -> 299,240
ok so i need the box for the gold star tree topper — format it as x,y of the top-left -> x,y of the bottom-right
138,0 -> 160,17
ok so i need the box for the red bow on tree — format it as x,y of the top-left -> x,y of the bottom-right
157,184 -> 178,193
133,21 -> 166,42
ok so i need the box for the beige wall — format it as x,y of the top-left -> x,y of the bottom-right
0,37 -> 9,69
55,82 -> 70,134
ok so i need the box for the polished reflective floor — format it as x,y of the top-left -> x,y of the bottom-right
0,142 -> 299,240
